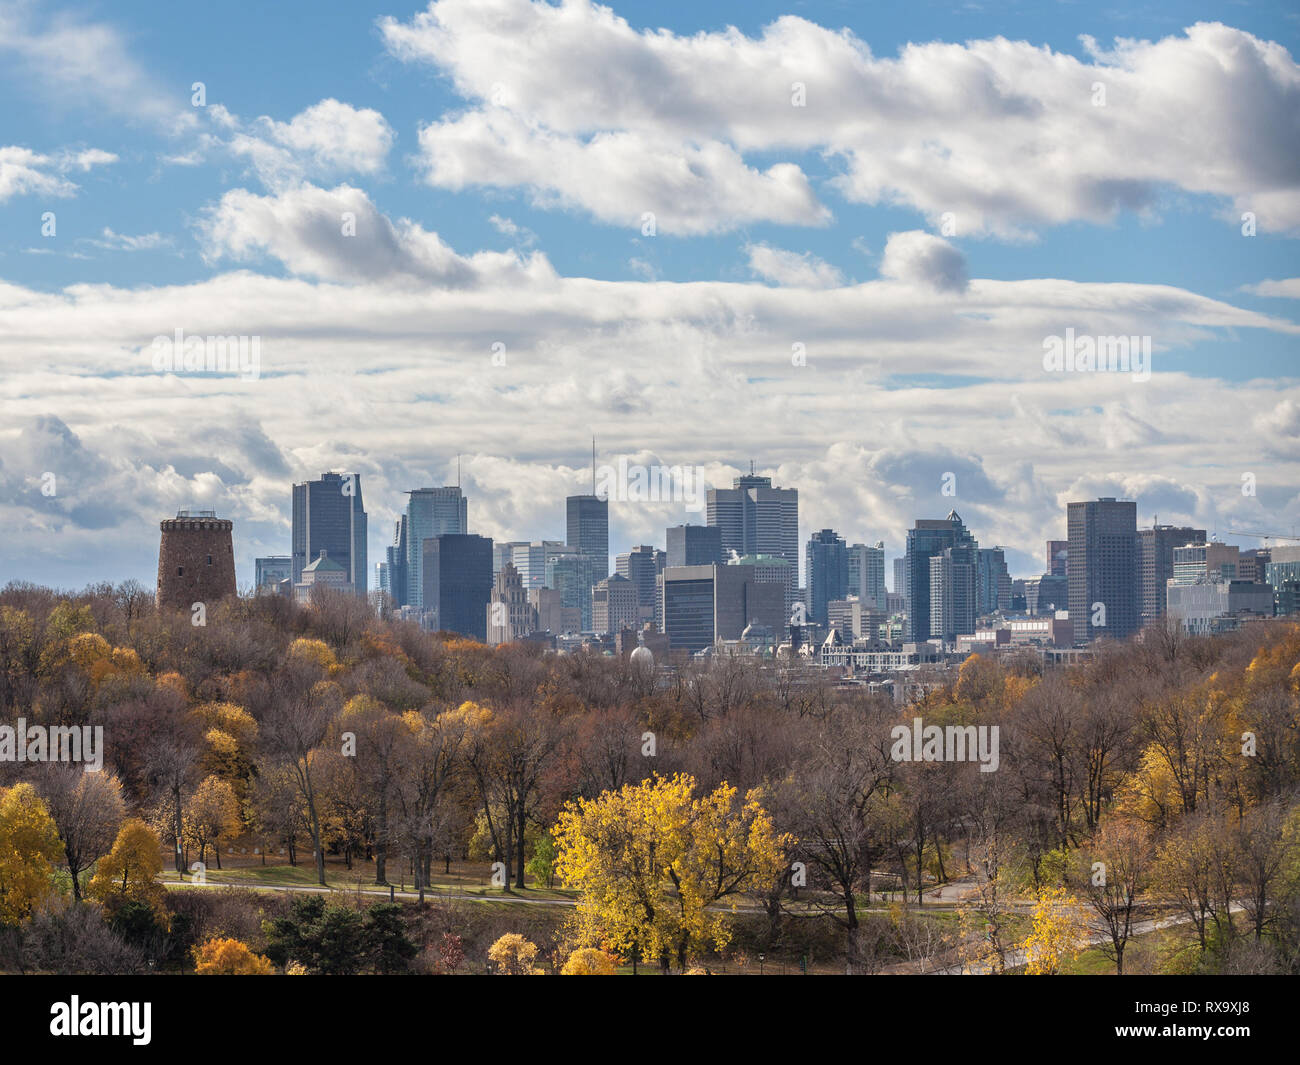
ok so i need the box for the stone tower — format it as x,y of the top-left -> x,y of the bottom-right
157,510 -> 236,612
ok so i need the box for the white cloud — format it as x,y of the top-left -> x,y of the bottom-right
86,229 -> 173,252
197,182 -> 553,287
381,3 -> 1300,235
0,144 -> 118,203
1246,278 -> 1300,299
746,243 -> 843,288
879,231 -> 969,293
227,99 -> 395,189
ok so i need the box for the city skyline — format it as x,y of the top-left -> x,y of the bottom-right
1,1 -> 1297,596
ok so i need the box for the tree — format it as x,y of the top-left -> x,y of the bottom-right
37,768 -> 125,903
183,776 -> 242,869
193,937 -> 274,974
1076,818 -> 1152,975
488,932 -> 540,975
87,818 -> 166,916
561,947 -> 618,974
1023,886 -> 1089,975
554,773 -> 788,973
0,782 -> 63,923
363,902 -> 417,974
263,896 -> 369,974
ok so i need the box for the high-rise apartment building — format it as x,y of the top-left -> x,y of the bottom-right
930,543 -> 979,640
847,542 -> 887,610
1067,498 -> 1138,644
1138,525 -> 1206,625
292,472 -> 367,595
405,487 -> 467,611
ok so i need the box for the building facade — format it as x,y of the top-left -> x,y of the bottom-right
292,472 -> 368,595
1067,498 -> 1138,644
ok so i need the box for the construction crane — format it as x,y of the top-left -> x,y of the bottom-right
1227,529 -> 1300,546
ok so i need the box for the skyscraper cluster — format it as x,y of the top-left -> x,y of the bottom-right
238,465 -> 1295,656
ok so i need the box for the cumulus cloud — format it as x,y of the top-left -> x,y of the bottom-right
196,182 -> 553,287
230,98 -> 395,187
879,231 -> 969,292
1246,278 -> 1300,299
746,244 -> 843,288
380,2 -> 1300,235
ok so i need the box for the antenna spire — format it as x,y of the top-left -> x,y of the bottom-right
591,436 -> 596,495
457,453 -> 461,488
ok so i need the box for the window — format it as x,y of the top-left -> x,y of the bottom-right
177,567 -> 184,576
207,554 -> 213,565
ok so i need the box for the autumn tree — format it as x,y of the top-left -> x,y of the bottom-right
87,818 -> 166,915
561,947 -> 618,975
1075,817 -> 1153,974
488,932 -> 540,975
1023,886 -> 1089,975
192,937 -> 274,974
184,775 -> 242,869
0,782 -> 64,923
554,773 -> 788,973
37,766 -> 125,902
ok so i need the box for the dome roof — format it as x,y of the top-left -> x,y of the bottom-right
630,644 -> 654,670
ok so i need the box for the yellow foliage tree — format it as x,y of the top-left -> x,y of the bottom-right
287,637 -> 337,672
0,782 -> 64,923
488,933 -> 541,975
553,773 -> 789,973
193,937 -> 274,974
183,775 -> 242,868
1023,886 -> 1089,975
561,947 -> 618,975
88,818 -> 166,914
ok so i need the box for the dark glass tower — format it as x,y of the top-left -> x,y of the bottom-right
291,472 -> 367,595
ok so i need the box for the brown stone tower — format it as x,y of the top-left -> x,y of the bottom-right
157,510 -> 237,612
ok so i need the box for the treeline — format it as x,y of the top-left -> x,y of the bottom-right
0,580 -> 1298,974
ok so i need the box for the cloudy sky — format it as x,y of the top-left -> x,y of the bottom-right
1,0 -> 1298,591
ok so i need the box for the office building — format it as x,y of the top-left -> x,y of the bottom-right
254,556 -> 291,592
421,533 -> 492,639
531,587 -> 582,635
707,472 -> 798,613
566,495 -> 609,581
295,549 -> 351,601
405,487 -> 467,611
976,547 -> 1012,615
292,472 -> 368,595
807,529 -> 849,626
1024,574 -> 1069,615
546,551 -> 595,631
593,574 -> 639,635
1138,525 -> 1206,625
661,564 -> 785,655
1171,541 -> 1239,586
666,524 -> 722,568
1167,579 -> 1274,634
1067,498 -> 1138,644
487,562 -> 539,646
903,511 -> 978,642
1047,540 -> 1068,578
617,545 -> 665,622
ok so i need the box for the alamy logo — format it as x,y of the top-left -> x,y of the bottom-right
890,717 -> 1000,773
151,328 -> 260,381
50,998 -> 151,1045
1042,329 -> 1151,381
594,459 -> 706,513
0,718 -> 102,772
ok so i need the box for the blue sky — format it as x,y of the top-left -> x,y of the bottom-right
1,0 -> 1298,590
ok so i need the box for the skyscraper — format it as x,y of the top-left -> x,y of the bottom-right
593,573 -> 639,635
383,516 -> 409,606
930,544 -> 978,640
806,529 -> 849,625
903,511 -> 978,642
661,563 -> 785,654
1067,498 -> 1138,644
976,546 -> 1012,615
1046,540 -> 1069,577
487,562 -> 538,646
1138,525 -> 1206,625
546,551 -> 595,631
292,472 -> 368,595
421,533 -> 492,639
847,542 -> 887,610
617,545 -> 665,622
707,472 -> 798,613
406,487 -> 467,611
255,556 -> 291,592
666,524 -> 722,567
